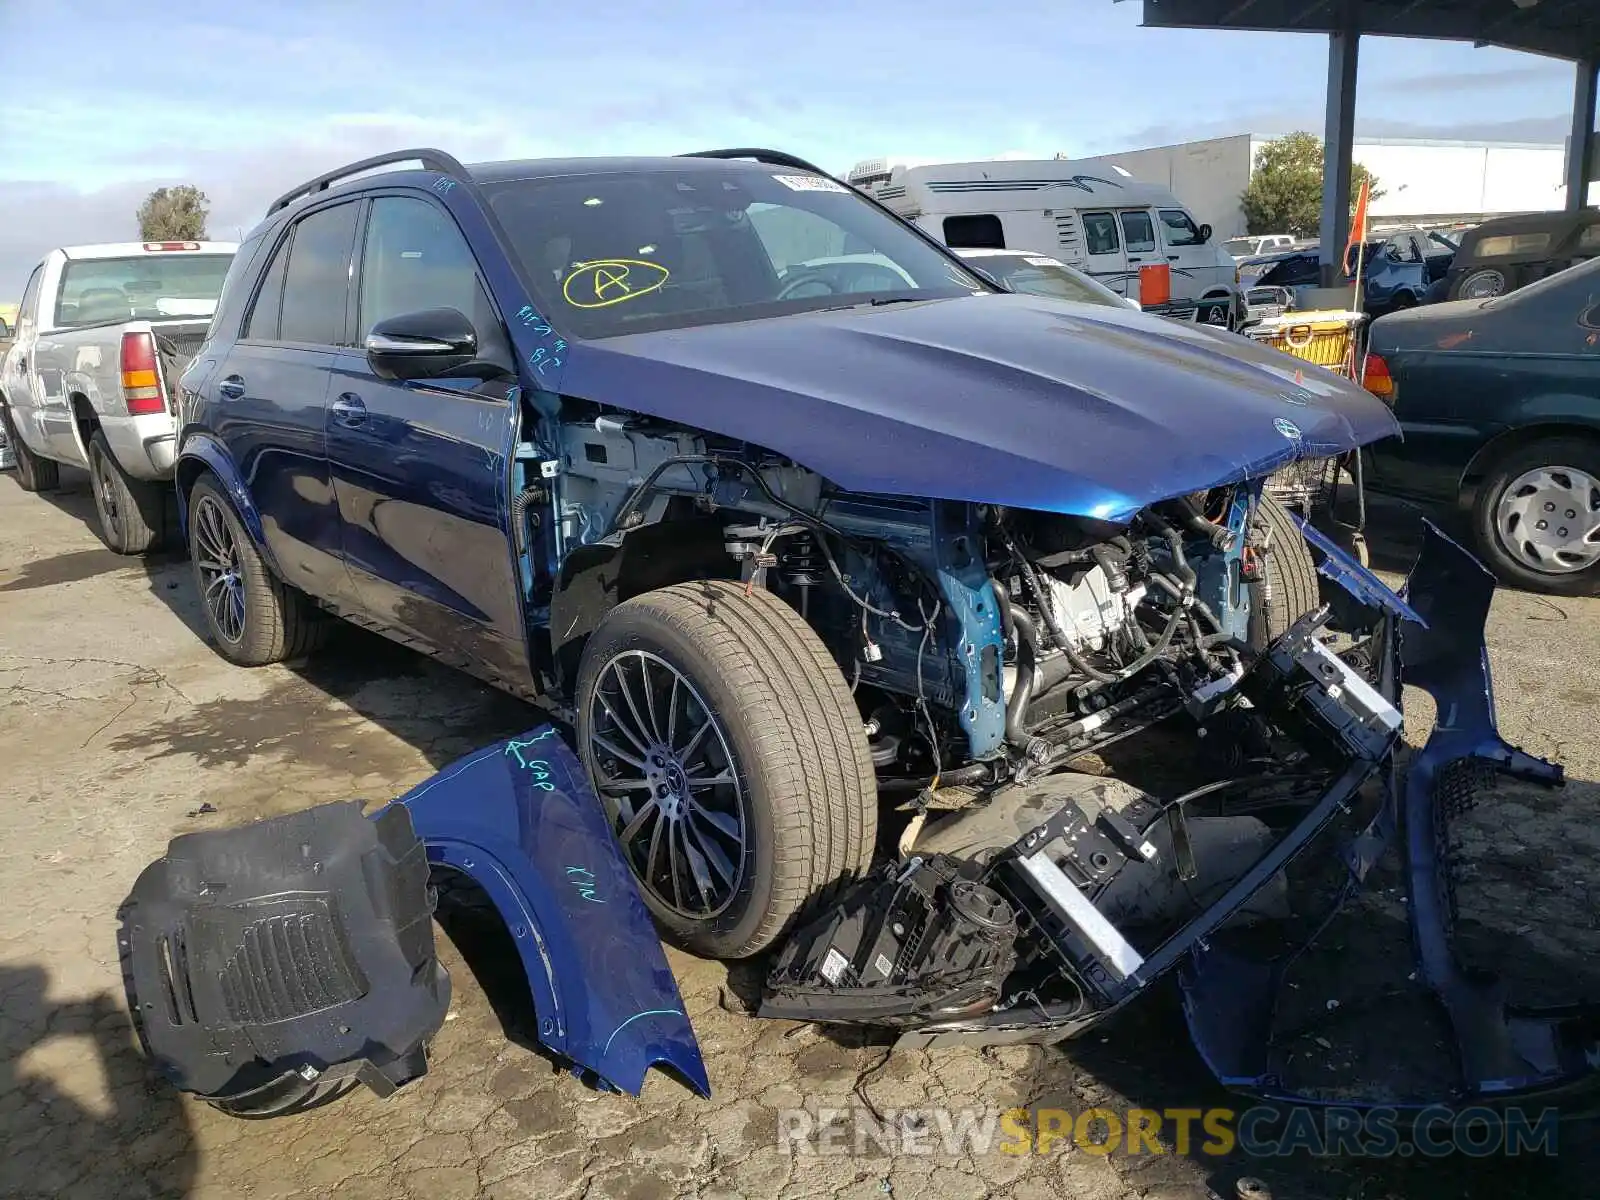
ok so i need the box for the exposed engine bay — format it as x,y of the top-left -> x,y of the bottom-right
535,406 -> 1281,790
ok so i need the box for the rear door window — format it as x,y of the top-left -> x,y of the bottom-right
1083,212 -> 1120,256
1119,211 -> 1157,254
277,202 -> 361,346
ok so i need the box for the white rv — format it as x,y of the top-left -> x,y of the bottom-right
847,157 -> 1242,326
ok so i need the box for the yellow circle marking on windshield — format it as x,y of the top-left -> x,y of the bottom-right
563,259 -> 671,309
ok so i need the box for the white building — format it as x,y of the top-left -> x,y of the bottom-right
1066,133 -> 1596,239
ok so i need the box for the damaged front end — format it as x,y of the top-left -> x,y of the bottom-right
762,521 -> 1600,1107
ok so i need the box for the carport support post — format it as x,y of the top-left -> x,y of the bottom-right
1319,23 -> 1359,288
1566,57 -> 1598,212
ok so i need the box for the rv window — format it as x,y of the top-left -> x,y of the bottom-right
1158,210 -> 1204,247
1083,213 -> 1120,256
1120,211 -> 1157,254
943,214 -> 1005,250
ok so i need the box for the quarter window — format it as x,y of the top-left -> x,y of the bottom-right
942,214 -> 1005,250
244,234 -> 290,341
1083,212 -> 1120,256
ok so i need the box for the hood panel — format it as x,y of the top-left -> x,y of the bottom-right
558,293 -> 1398,519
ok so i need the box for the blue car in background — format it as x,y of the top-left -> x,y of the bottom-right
176,146 -> 1400,963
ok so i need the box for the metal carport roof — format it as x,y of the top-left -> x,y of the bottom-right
1134,0 -> 1598,283
1138,0 -> 1599,61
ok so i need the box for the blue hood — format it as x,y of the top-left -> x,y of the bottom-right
557,292 -> 1398,521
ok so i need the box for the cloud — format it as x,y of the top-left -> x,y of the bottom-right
1373,65 -> 1563,95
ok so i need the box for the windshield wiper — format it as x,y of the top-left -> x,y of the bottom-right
866,295 -> 931,307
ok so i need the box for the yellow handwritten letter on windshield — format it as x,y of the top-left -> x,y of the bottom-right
563,259 -> 671,309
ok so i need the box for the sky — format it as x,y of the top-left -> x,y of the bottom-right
0,0 -> 1589,293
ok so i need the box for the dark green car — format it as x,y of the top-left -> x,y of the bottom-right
1363,255 -> 1600,594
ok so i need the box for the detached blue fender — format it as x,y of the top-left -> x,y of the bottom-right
174,434 -> 276,569
380,726 -> 710,1098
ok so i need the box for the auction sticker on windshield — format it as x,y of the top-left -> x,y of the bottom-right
772,174 -> 850,193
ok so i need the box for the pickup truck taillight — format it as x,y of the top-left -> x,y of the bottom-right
1362,352 -> 1396,404
121,331 -> 166,415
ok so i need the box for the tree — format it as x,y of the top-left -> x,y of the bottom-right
1241,132 -> 1383,238
137,185 -> 210,240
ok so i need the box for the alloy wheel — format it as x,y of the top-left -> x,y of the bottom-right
192,495 -> 247,643
585,650 -> 748,919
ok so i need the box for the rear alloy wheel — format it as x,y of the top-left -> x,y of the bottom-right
188,474 -> 326,665
576,580 -> 877,959
1473,438 -> 1600,595
88,432 -> 164,554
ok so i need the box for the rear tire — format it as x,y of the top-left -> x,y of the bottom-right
1471,436 -> 1600,596
576,580 -> 877,959
187,474 -> 326,666
1251,493 -> 1320,647
88,431 -> 164,554
1,407 -> 59,492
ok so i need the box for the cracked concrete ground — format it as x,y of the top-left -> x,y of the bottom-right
3,470 -> 1598,1200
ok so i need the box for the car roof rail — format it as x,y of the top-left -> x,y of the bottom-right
676,147 -> 836,179
267,147 -> 471,216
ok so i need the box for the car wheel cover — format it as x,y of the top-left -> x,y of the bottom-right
1494,464 -> 1600,575
92,452 -> 122,543
585,650 -> 748,920
1460,269 -> 1506,299
192,495 -> 248,643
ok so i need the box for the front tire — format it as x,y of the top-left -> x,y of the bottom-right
576,580 -> 877,959
1,407 -> 59,492
1472,437 -> 1600,596
187,474 -> 326,665
1250,493 -> 1321,647
88,432 -> 164,554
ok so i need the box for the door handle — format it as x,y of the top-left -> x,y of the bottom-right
217,375 -> 245,399
1167,255 -> 1180,261
330,393 -> 368,425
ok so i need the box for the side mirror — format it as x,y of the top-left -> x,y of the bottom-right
365,308 -> 478,381
1198,224 -> 1213,244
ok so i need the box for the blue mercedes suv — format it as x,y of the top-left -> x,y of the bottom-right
176,147 -> 1397,959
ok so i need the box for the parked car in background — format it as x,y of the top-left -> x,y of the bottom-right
0,241 -> 237,550
1444,209 -> 1600,302
1249,227 -> 1455,317
1224,233 -> 1296,262
846,157 -> 1244,327
952,247 -> 1246,326
1363,255 -> 1600,595
176,147 -> 1396,961
952,248 -> 1139,307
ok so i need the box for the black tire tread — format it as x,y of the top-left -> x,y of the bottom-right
590,580 -> 875,957
2,406 -> 60,492
88,431 -> 163,554
1258,493 -> 1320,641
189,474 -> 326,666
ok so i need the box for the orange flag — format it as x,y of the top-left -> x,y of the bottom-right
1344,177 -> 1371,275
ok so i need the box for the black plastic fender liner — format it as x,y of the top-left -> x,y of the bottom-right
118,801 -> 449,1116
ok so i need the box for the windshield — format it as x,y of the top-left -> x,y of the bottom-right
482,166 -> 988,338
54,254 -> 233,328
965,254 -> 1127,308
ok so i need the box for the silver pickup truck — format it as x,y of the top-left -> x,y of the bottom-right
0,240 -> 236,552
